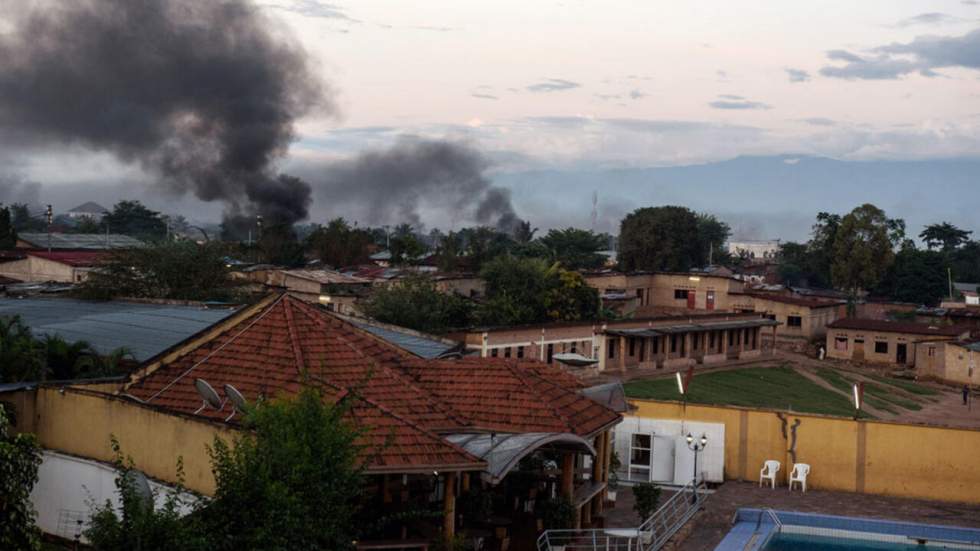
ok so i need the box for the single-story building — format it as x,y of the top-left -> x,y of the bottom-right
731,292 -> 845,340
584,271 -> 746,313
16,232 -> 144,250
915,339 -> 980,387
0,251 -> 104,283
263,268 -> 372,314
825,318 -> 972,367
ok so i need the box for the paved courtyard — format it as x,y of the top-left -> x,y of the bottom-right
606,481 -> 980,550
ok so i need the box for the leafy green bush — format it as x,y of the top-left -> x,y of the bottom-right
0,404 -> 42,551
633,482 -> 662,520
537,496 -> 576,530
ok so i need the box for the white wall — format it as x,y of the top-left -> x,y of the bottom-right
30,450 -> 199,542
613,416 -> 725,485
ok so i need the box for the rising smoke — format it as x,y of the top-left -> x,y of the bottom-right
0,0 -> 325,232
316,139 -> 521,232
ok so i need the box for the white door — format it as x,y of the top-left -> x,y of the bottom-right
651,435 -> 675,482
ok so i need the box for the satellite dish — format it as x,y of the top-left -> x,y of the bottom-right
223,384 -> 247,421
123,470 -> 154,511
193,379 -> 225,414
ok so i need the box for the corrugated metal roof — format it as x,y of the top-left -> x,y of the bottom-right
17,233 -> 144,250
283,269 -> 371,285
0,297 -> 237,361
445,432 -> 596,484
348,319 -> 459,359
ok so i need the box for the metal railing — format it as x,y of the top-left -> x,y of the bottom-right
536,480 -> 708,551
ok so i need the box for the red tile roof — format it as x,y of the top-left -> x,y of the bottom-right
125,294 -> 620,473
28,251 -> 105,267
827,318 -> 971,337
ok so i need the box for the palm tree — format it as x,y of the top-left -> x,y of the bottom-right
0,316 -> 46,382
42,334 -> 99,380
78,347 -> 136,378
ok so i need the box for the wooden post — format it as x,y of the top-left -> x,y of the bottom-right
561,452 -> 575,498
461,472 -> 470,492
443,472 -> 457,541
592,433 -> 605,516
618,336 -> 627,371
382,474 -> 392,503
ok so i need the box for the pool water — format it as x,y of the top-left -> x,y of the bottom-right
765,533 -> 951,551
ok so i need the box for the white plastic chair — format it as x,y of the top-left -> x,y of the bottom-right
759,460 -> 780,488
789,463 -> 810,493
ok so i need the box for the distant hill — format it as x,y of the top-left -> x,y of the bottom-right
494,155 -> 980,241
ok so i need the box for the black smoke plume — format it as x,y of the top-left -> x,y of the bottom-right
316,139 -> 521,232
0,0 -> 324,231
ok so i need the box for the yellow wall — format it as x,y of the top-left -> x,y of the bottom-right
631,400 -> 980,504
29,388 -> 233,495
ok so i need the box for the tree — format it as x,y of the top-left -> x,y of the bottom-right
0,205 -> 16,249
85,438 -> 206,551
9,203 -> 45,232
951,241 -> 980,283
807,212 -> 842,288
102,200 -> 168,241
695,213 -> 731,266
0,404 -> 42,551
458,226 -> 514,271
512,220 -> 538,244
777,241 -> 810,287
618,206 -> 700,272
435,231 -> 463,272
478,256 -> 599,326
874,246 -> 947,306
305,218 -> 374,268
361,275 -> 474,333
201,388 -> 365,551
0,316 -> 46,383
920,222 -> 973,251
389,233 -> 427,266
79,241 -> 240,301
41,335 -> 99,380
257,222 -> 305,267
538,228 -> 609,271
632,482 -> 662,520
831,204 -> 895,298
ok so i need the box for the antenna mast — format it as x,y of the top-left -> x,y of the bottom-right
591,191 -> 598,232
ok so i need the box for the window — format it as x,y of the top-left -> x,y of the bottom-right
639,340 -> 646,361
744,330 -> 750,344
766,314 -> 777,321
927,346 -> 935,357
670,334 -> 678,353
652,337 -> 659,355
709,332 -> 716,348
504,347 -> 512,358
547,343 -> 554,363
674,289 -> 689,300
570,342 -> 577,354
787,316 -> 802,327
693,334 -> 699,350
728,330 -> 735,346
517,346 -> 525,359
629,433 -> 652,478
835,336 -> 848,351
608,340 -> 617,359
629,338 -> 636,356
874,341 -> 888,354
490,348 -> 498,357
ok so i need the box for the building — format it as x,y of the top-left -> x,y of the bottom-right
584,271 -> 746,313
731,292 -> 845,340
65,201 -> 109,220
15,232 -> 144,250
825,318 -> 972,367
452,311 -> 778,374
727,239 -> 781,263
7,294 -> 622,547
915,340 -> 980,387
264,269 -> 372,314
0,251 -> 104,283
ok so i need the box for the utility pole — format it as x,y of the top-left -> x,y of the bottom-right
46,204 -> 53,252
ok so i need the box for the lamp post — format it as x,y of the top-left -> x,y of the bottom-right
685,433 -> 708,504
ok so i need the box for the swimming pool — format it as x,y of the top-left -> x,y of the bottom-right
715,510 -> 980,551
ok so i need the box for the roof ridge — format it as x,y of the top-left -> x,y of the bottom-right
282,296 -> 309,374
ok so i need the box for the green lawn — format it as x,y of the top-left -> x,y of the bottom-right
624,366 -> 870,418
865,373 -> 939,396
814,368 -> 898,414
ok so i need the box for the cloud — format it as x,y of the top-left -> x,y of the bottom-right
785,68 -> 810,82
892,13 -> 964,27
526,78 -> 581,92
801,117 -> 837,126
268,0 -> 358,22
471,93 -> 499,100
821,29 -> 980,79
965,0 -> 978,5
708,95 -> 771,110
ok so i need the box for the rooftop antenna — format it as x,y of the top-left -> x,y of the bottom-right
123,470 -> 154,511
193,378 -> 225,414
590,191 -> 598,233
223,384 -> 247,422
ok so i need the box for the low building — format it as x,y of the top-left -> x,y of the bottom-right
825,318 -> 972,367
727,239 -> 781,263
731,292 -> 845,341
915,339 -> 980,387
263,269 -> 372,314
15,232 -> 144,250
65,201 -> 109,220
0,251 -> 104,283
584,271 -> 746,313
452,311 -> 778,375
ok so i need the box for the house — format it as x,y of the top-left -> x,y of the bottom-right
15,232 -> 144,250
0,251 -> 104,283
727,239 -> 781,263
264,269 -> 372,313
730,292 -> 845,340
65,201 -> 109,220
450,311 -> 778,375
915,339 -> 980,387
584,271 -> 746,314
9,294 -> 621,548
825,318 -> 972,367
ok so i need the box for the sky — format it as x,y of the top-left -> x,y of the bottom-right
2,0 -> 980,239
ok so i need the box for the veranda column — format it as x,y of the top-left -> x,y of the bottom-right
443,472 -> 457,541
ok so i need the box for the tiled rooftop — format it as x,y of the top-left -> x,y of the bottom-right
124,294 -> 620,472
827,318 -> 971,336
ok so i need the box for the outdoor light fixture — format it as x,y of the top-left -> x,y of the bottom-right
685,432 -> 708,504
676,372 -> 685,395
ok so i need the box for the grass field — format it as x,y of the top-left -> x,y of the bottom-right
624,366 -> 869,418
